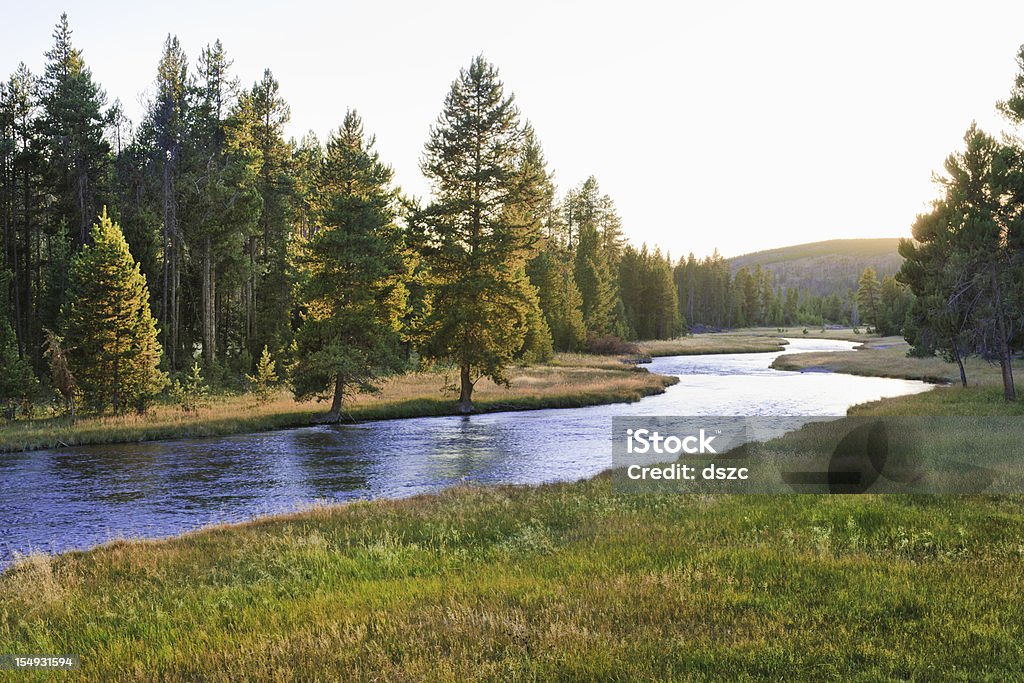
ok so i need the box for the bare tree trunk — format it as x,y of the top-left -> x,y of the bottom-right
162,163 -> 171,365
19,159 -> 33,359
171,236 -> 179,371
458,362 -> 474,414
952,342 -> 968,387
10,199 -> 22,358
994,284 -> 1016,401
202,235 -> 216,367
246,236 -> 257,361
77,163 -> 88,245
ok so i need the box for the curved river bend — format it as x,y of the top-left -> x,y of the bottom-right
0,338 -> 932,565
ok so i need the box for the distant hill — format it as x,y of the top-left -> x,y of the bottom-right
728,238 -> 903,296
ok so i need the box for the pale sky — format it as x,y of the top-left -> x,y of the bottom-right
4,1 -> 1024,258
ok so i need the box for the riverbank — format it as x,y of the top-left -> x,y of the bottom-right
637,332 -> 786,357
771,335 -> 1024,416
0,330 -> 812,454
0,354 -> 677,454
2,476 -> 1021,681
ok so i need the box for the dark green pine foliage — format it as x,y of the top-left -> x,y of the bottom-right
568,176 -> 627,336
877,274 -> 912,336
38,13 -> 110,248
235,69 -> 294,366
1,62 -> 47,369
61,209 -> 166,412
900,126 -> 1021,398
511,125 -> 554,362
292,111 -> 408,420
574,218 -> 617,335
856,266 -> 882,328
189,41 -> 261,377
527,248 -> 586,351
147,35 -> 190,372
416,56 -> 542,413
619,245 -> 680,339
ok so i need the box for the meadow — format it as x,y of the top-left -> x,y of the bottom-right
1,479 -> 1021,681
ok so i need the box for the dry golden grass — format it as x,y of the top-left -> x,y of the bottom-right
0,355 -> 675,453
637,333 -> 786,357
720,326 -> 881,342
770,336 -> 1011,385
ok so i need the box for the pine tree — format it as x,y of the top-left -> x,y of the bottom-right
856,267 -> 882,329
246,345 -> 277,404
38,13 -> 110,248
574,219 -> 616,334
173,362 -> 209,412
148,35 -> 190,372
568,176 -> 625,336
61,209 -> 167,412
415,56 -> 541,414
191,40 -> 260,375
512,125 -> 555,361
1,63 -> 46,371
292,110 -> 408,420
527,248 -> 586,351
234,69 -> 293,365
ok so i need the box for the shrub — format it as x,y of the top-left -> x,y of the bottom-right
247,346 -> 279,404
585,333 -> 641,356
172,363 -> 209,413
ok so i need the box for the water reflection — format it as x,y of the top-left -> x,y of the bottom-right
0,338 -> 933,565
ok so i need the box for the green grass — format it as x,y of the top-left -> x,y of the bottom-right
2,479 -> 1022,681
0,356 -> 676,453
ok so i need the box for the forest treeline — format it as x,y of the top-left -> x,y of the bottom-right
0,15 -> 911,417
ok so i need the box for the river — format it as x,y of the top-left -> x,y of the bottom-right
0,337 -> 933,566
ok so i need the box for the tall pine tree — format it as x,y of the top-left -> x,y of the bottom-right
415,56 -> 541,413
292,111 -> 408,420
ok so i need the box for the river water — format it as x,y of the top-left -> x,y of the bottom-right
0,338 -> 933,565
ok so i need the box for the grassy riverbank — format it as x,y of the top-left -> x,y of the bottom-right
638,332 -> 786,357
771,333 -> 1024,415
0,330 -> 806,453
0,355 -> 676,453
2,478 -> 1022,681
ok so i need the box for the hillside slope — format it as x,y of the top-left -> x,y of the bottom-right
729,238 -> 903,295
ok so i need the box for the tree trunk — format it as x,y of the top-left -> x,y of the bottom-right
326,374 -> 345,422
458,362 -> 474,414
994,284 -> 1016,401
246,236 -> 257,361
202,235 -> 216,367
999,346 -> 1016,401
162,162 -> 171,366
952,343 -> 967,387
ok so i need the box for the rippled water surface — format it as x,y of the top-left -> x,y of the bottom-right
0,338 -> 933,564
